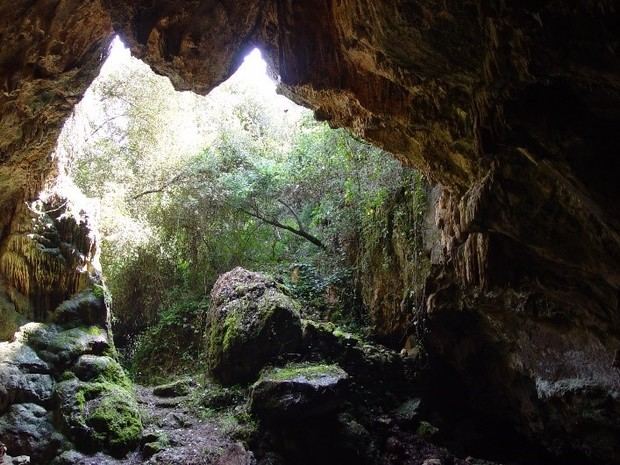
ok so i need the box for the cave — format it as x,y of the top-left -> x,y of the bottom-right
0,2 -> 619,465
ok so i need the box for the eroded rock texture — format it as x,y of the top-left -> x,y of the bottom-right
1,1 -> 619,464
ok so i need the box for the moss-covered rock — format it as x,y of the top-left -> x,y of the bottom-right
206,268 -> 302,385
73,355 -> 131,389
55,379 -> 141,457
21,323 -> 110,372
301,319 -> 412,405
249,363 -> 348,423
55,359 -> 142,457
152,378 -> 195,398
140,430 -> 169,458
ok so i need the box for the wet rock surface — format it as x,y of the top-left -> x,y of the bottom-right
0,403 -> 63,463
0,292 -> 141,464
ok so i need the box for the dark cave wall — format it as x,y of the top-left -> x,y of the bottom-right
0,0 -> 112,321
0,1 -> 619,463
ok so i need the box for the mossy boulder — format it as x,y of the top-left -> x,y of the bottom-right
55,362 -> 142,457
206,268 -> 302,385
249,363 -> 348,423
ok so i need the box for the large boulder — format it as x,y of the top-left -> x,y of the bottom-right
249,363 -> 348,423
0,403 -> 63,463
55,377 -> 142,458
206,268 -> 302,385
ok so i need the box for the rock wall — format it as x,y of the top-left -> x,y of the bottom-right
0,1 -> 619,463
0,192 -> 99,325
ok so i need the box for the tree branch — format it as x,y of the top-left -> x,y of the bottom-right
277,198 -> 304,231
238,206 -> 326,249
131,171 -> 189,200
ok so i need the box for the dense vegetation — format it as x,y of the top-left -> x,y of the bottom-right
57,44 -> 428,381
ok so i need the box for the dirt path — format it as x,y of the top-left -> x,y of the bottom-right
55,385 -> 255,465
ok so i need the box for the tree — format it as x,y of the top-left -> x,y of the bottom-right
56,43 -> 427,377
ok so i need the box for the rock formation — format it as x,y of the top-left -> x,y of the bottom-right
1,1 -> 619,464
206,267 -> 303,385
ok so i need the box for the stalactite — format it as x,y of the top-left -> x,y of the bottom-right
0,192 -> 99,321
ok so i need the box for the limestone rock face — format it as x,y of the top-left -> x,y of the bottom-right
206,267 -> 302,385
0,194 -> 101,322
0,0 -> 112,232
0,1 -> 619,463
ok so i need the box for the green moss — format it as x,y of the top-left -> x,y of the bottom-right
88,385 -> 142,454
28,325 -> 106,353
143,433 -> 169,457
77,382 -> 142,456
61,370 -> 77,381
97,358 -> 132,390
92,284 -> 106,299
86,325 -> 103,336
222,310 -> 243,352
261,363 -> 343,382
416,420 -> 439,438
59,361 -> 141,457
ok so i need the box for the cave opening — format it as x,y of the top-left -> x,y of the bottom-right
1,4 -> 618,465
3,34 -> 435,465
54,36 -> 429,365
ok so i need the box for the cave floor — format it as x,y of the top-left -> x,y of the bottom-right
65,384 -> 253,465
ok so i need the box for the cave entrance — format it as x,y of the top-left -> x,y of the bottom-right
52,37 -> 428,380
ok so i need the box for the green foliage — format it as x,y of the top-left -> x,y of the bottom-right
60,43 -> 430,376
130,296 -> 209,383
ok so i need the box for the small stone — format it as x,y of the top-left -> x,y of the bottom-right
416,420 -> 439,438
142,440 -> 166,458
158,412 -> 193,429
423,459 -> 442,465
152,378 -> 195,398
